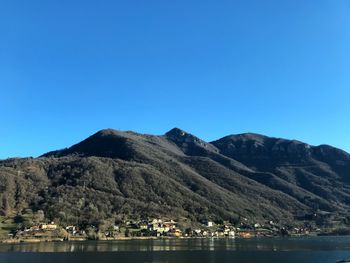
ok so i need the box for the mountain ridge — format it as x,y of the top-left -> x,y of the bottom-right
41,128 -> 349,159
1,128 -> 350,233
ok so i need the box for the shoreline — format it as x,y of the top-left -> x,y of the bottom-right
0,236 -> 217,244
0,233 -> 333,244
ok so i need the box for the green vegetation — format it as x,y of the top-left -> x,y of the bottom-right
0,216 -> 17,239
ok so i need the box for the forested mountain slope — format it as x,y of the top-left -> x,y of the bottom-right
1,128 -> 349,229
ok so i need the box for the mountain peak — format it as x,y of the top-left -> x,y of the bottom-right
94,128 -> 139,138
43,128 -> 135,159
165,127 -> 188,137
231,133 -> 269,143
95,128 -> 120,136
165,128 -> 219,155
165,127 -> 203,144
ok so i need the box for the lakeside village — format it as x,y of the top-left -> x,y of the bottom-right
2,218 -> 321,243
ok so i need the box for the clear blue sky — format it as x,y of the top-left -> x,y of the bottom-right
1,0 -> 350,159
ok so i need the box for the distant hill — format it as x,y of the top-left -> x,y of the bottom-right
1,128 -> 350,229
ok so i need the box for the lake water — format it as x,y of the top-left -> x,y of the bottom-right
0,236 -> 350,263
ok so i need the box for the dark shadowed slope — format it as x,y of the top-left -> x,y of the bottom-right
212,133 -> 350,213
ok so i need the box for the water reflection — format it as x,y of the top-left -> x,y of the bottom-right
1,236 -> 350,253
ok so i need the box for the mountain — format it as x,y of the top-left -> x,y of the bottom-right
1,128 -> 350,231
